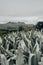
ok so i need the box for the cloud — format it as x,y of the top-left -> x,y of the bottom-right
0,0 -> 43,16
0,16 -> 43,24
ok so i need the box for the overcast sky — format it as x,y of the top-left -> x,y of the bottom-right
0,0 -> 43,24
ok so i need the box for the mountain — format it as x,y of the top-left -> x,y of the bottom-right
0,22 -> 26,28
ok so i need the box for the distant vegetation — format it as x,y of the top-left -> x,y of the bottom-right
0,21 -> 43,37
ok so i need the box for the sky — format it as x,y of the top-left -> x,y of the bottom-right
0,0 -> 43,24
